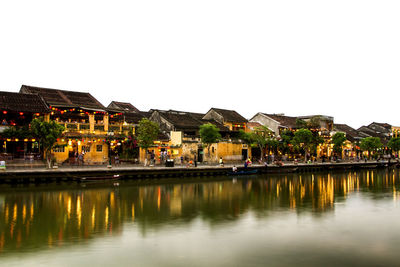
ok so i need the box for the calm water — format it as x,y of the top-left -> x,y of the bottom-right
1,169 -> 400,266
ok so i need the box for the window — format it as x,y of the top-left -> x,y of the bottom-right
96,145 -> 103,152
82,145 -> 91,153
53,146 -> 65,153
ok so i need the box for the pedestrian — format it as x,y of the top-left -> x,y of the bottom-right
150,151 -> 155,166
78,152 -> 83,166
247,157 -> 252,166
194,155 -> 197,167
232,165 -> 238,172
219,157 -> 224,167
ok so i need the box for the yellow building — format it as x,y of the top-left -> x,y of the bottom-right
20,85 -> 141,165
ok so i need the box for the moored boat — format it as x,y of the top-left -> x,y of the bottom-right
78,174 -> 120,182
227,169 -> 258,176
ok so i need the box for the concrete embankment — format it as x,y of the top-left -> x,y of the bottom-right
0,161 -> 396,184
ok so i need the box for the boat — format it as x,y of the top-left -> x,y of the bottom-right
78,174 -> 121,182
227,169 -> 259,176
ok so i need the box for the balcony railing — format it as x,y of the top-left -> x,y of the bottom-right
109,125 -> 122,133
94,125 -> 104,131
79,123 -> 90,130
65,123 -> 78,131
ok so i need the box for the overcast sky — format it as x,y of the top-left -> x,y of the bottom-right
1,0 -> 399,128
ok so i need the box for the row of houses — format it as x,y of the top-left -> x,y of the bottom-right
0,85 -> 398,165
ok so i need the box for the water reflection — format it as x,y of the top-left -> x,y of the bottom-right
0,169 -> 399,255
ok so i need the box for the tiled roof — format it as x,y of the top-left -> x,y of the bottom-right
334,124 -> 363,142
157,110 -> 229,131
262,113 -> 298,129
211,108 -> 248,123
107,101 -> 140,113
247,122 -> 263,131
139,111 -> 152,118
357,126 -> 379,137
20,85 -> 105,110
123,112 -> 145,124
0,91 -> 49,113
367,122 -> 392,133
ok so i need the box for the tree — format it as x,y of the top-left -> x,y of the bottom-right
331,132 -> 347,157
279,129 -> 294,156
360,137 -> 383,159
265,138 -> 279,157
292,129 -> 314,162
137,118 -> 159,165
388,137 -> 400,155
296,116 -> 322,130
249,126 -> 274,161
1,126 -> 33,139
199,123 -> 221,160
30,118 -> 65,168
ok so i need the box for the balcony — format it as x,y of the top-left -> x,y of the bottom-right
94,125 -> 104,131
109,125 -> 122,134
61,122 -> 106,134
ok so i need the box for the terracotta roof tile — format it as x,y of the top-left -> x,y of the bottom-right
0,91 -> 49,113
211,108 -> 248,123
20,85 -> 105,110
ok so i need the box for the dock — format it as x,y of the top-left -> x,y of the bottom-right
0,160 -> 396,184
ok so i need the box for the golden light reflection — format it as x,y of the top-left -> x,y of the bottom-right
91,207 -> 96,229
0,170 -> 399,253
12,204 -> 17,222
157,187 -> 161,211
22,205 -> 26,222
30,203 -> 34,220
77,197 -> 82,229
105,207 -> 109,229
67,197 -> 72,218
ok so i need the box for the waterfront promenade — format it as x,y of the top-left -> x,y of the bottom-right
0,160 -> 396,183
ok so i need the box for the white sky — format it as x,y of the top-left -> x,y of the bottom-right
1,0 -> 399,129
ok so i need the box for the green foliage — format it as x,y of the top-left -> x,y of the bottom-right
388,137 -> 400,152
200,123 -> 221,158
293,129 -> 315,161
266,138 -> 279,152
332,132 -> 347,155
295,118 -> 307,129
279,129 -> 294,154
200,123 -> 221,145
1,126 -> 33,139
239,127 -> 275,160
238,130 -> 254,145
293,129 -> 314,148
137,118 -> 159,150
31,118 -> 65,168
360,137 -> 382,158
121,133 -> 139,159
296,116 -> 321,130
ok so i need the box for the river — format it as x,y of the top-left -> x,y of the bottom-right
0,169 -> 400,266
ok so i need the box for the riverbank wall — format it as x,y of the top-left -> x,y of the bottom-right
0,161 -> 397,184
